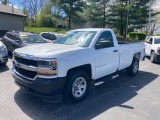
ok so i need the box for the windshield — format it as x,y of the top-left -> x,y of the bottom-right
54,31 -> 97,47
155,39 -> 160,44
20,34 -> 46,43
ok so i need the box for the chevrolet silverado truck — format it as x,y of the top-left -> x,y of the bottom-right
145,36 -> 160,63
12,28 -> 145,103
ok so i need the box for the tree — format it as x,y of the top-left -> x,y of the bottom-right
1,0 -> 9,5
36,2 -> 56,27
52,0 -> 86,29
22,7 -> 30,26
83,2 -> 103,27
84,0 -> 109,28
148,0 -> 160,35
99,0 -> 109,28
106,0 -> 151,36
21,0 -> 44,26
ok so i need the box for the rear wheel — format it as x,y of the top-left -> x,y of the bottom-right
64,70 -> 90,103
150,51 -> 156,63
127,58 -> 139,76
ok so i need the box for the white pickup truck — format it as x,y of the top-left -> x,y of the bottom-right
12,28 -> 145,103
145,36 -> 160,63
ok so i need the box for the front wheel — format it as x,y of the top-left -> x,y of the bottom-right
127,58 -> 139,76
64,70 -> 90,103
150,51 -> 156,63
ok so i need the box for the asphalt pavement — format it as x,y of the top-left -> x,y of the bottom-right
0,59 -> 160,120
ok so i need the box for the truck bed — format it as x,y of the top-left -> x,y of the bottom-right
117,41 -> 145,71
118,41 -> 142,45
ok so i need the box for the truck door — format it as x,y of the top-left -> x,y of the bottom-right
145,37 -> 153,56
94,31 -> 119,79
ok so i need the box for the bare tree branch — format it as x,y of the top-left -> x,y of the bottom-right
21,0 -> 44,20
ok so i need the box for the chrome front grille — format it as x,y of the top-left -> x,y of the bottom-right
13,54 -> 38,80
14,55 -> 38,67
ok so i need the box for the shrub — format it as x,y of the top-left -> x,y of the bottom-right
129,32 -> 147,41
24,27 -> 68,34
116,35 -> 126,41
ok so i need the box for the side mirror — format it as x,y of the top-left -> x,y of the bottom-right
95,38 -> 113,49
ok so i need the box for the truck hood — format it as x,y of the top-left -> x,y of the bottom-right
14,43 -> 84,58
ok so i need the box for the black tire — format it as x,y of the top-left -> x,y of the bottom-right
127,58 -> 139,76
150,51 -> 156,63
64,70 -> 90,103
0,61 -> 7,66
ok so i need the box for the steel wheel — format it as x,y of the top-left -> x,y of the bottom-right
72,77 -> 87,98
133,62 -> 139,74
150,52 -> 155,63
127,58 -> 139,76
64,70 -> 90,103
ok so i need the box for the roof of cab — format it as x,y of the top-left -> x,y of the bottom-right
71,28 -> 112,32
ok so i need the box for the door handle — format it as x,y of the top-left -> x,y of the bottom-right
113,50 -> 118,52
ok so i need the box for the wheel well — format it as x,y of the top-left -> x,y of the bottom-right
150,50 -> 155,55
134,53 -> 140,61
67,64 -> 92,79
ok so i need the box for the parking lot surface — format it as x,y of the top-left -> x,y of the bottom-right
0,59 -> 160,120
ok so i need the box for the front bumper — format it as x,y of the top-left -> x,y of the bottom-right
12,71 -> 66,102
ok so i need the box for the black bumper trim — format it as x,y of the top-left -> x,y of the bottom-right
13,72 -> 66,101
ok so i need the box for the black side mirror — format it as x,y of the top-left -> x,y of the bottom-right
95,38 -> 113,49
147,41 -> 151,44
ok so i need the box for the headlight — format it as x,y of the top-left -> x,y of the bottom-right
37,60 -> 57,76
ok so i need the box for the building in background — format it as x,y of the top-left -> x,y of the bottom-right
0,4 -> 26,37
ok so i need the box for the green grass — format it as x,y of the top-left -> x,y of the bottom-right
24,27 -> 68,34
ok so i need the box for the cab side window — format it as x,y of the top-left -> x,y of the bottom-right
95,31 -> 114,49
